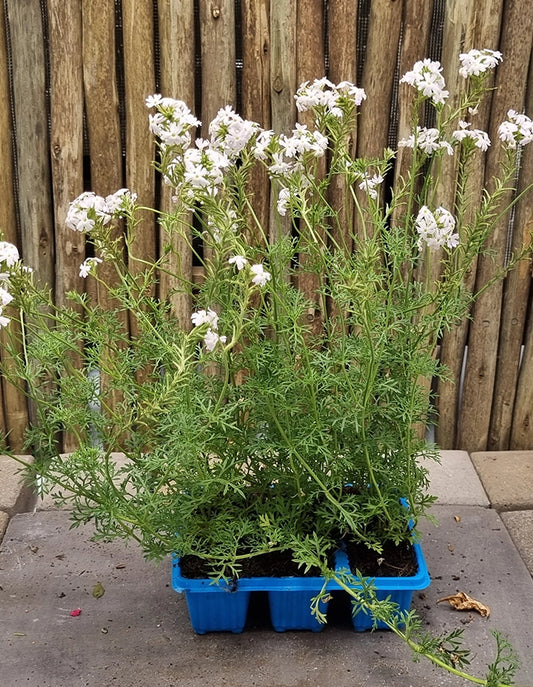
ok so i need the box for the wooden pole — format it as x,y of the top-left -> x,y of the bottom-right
47,0 -> 85,452
157,0 -> 195,327
122,0 -> 156,317
491,47 -> 533,449
0,1 -> 28,450
6,0 -> 54,289
457,0 -> 533,451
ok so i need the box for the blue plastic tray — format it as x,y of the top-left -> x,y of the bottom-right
171,541 -> 430,634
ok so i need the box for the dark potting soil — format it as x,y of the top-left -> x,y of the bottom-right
344,538 -> 418,577
179,541 -> 417,579
179,549 -> 324,579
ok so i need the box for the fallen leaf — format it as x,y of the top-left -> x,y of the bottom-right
454,515 -> 461,522
447,543 -> 455,553
92,582 -> 105,599
13,632 -> 26,636
437,591 -> 490,617
70,608 -> 82,617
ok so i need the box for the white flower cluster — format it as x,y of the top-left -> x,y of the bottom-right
415,206 -> 459,251
65,189 -> 137,233
209,106 -> 260,159
0,242 -> 19,328
295,77 -> 366,116
452,121 -> 491,151
400,59 -> 449,105
190,308 -> 226,352
398,127 -> 453,155
181,140 -> 230,195
357,172 -> 384,200
268,123 -> 328,180
79,257 -> 103,278
498,110 -> 533,149
146,95 -> 200,151
458,49 -> 502,78
228,255 -> 271,287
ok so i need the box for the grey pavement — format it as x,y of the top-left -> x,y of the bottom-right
0,450 -> 532,687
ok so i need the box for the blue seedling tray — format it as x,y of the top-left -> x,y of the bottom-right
172,541 -> 430,634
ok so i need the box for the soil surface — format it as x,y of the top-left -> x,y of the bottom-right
179,541 -> 417,579
344,538 -> 418,577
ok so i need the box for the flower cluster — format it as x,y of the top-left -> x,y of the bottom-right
190,308 -> 226,351
357,172 -> 384,200
452,121 -> 491,151
209,106 -> 260,159
400,59 -> 449,105
146,95 -> 200,152
415,206 -> 459,251
295,77 -> 366,116
498,110 -> 533,148
65,189 -> 137,233
79,257 -> 103,279
398,127 -> 453,155
0,242 -> 19,328
458,49 -> 502,78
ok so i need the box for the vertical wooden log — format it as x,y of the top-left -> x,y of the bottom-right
511,294 -> 533,448
491,48 -> 533,449
48,0 -> 85,452
326,0 -> 358,327
270,0 -> 297,241
199,0 -> 236,270
457,0 -> 533,451
6,0 -> 54,289
241,0 -> 271,244
157,0 -> 195,327
122,0 -> 156,307
82,0 -> 123,298
82,0 -> 124,430
0,1 -> 28,450
357,0 -> 403,160
294,0 -> 325,333
435,0 -> 503,448
48,0 -> 85,309
199,0 -> 236,133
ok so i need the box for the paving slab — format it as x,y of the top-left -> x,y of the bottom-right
422,450 -> 490,506
0,454 -> 35,516
470,451 -> 533,511
500,510 -> 533,577
1,508 -> 532,687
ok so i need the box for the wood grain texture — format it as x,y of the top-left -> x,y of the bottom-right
157,0 -> 195,326
457,0 -> 532,451
0,1 -> 27,449
7,0 -> 54,288
436,0 -> 504,448
493,48 -> 533,449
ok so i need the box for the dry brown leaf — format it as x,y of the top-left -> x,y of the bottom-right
436,591 -> 490,617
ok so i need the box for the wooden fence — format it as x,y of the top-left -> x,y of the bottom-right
0,0 -> 531,453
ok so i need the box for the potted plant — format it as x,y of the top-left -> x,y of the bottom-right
1,48 -> 531,683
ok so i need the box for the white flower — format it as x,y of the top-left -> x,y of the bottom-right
228,255 -> 248,271
0,285 -> 13,306
358,173 -> 384,200
191,308 -> 219,330
336,81 -> 367,106
452,121 -> 491,151
250,264 -> 271,287
145,93 -> 163,108
400,59 -> 449,105
398,127 -> 453,156
416,206 -> 459,251
203,328 -> 226,352
498,110 -> 533,148
459,49 -> 502,78
105,188 -> 137,215
277,187 -> 291,216
79,257 -> 103,278
0,241 -> 20,267
209,106 -> 259,158
252,130 -> 274,160
66,191 -> 110,232
0,313 -> 10,328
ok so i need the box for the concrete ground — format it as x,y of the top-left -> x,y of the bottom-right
1,450 -> 532,687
